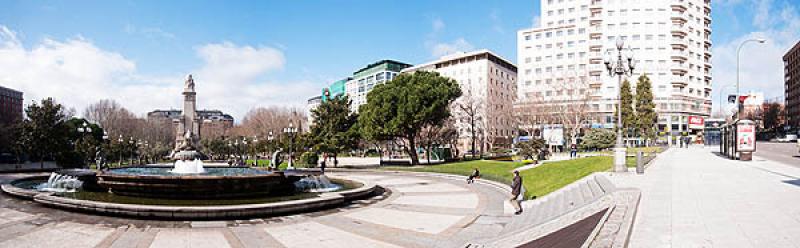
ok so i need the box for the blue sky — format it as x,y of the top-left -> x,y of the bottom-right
1,0 -> 798,119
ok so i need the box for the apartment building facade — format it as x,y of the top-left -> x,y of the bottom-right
403,50 -> 517,153
517,0 -> 713,141
784,40 -> 800,129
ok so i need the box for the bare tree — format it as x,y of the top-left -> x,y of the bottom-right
238,106 -> 306,138
454,89 -> 485,156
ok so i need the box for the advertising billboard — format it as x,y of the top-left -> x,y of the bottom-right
736,121 -> 756,152
688,116 -> 705,130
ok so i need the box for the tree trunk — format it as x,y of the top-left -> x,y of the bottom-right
407,136 -> 419,165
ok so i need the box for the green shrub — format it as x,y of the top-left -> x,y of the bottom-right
298,152 -> 319,168
580,129 -> 616,150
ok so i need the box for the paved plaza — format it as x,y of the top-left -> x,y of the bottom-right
0,171 -> 514,248
606,146 -> 800,248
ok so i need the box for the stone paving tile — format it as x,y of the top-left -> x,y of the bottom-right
375,177 -> 430,186
265,221 -> 401,248
344,207 -> 465,234
148,229 -> 231,248
229,226 -> 286,248
0,208 -> 34,225
0,222 -> 114,248
109,228 -> 158,248
391,193 -> 479,209
392,182 -> 470,193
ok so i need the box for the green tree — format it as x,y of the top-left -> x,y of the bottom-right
517,138 -> 546,160
18,98 -> 72,168
635,75 -> 657,141
762,102 -> 782,131
358,71 -> 462,165
616,79 -> 636,137
64,118 -> 105,167
579,128 -> 616,151
310,95 -> 359,164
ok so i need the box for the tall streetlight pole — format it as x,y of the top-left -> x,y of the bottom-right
284,121 -> 298,169
735,38 -> 766,119
604,39 -> 636,173
76,121 -> 93,167
118,135 -> 123,166
128,137 -> 135,166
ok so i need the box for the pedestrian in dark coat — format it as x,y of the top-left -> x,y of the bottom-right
510,170 -> 524,215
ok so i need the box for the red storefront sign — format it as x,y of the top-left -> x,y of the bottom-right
688,116 -> 705,130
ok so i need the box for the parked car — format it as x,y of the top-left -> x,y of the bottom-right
775,134 -> 799,143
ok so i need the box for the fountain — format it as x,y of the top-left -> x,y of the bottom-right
170,159 -> 206,174
1,75 -> 377,219
37,172 -> 83,192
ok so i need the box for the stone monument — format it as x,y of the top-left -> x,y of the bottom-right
171,74 -> 203,160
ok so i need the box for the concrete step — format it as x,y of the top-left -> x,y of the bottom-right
578,179 -> 595,203
566,185 -> 584,210
587,178 -> 604,198
594,175 -> 617,193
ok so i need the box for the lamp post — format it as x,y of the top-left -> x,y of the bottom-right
76,121 -> 93,166
735,38 -> 766,119
136,140 -> 143,165
128,137 -> 135,166
252,136 -> 259,166
283,121 -> 298,169
604,39 -> 636,173
267,131 -> 274,168
118,135 -> 123,166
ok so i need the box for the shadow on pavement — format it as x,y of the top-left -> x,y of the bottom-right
783,179 -> 800,187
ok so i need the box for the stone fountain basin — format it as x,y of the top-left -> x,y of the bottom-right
96,166 -> 307,199
2,174 -> 378,220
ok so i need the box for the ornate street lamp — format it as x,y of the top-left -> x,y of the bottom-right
76,121 -> 92,166
735,38 -> 766,119
118,135 -> 124,166
283,121 -> 298,169
604,39 -> 636,172
128,137 -> 135,166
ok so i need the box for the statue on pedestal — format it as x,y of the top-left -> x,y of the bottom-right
171,74 -> 203,160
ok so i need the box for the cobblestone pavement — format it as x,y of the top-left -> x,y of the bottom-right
605,146 -> 800,248
0,171 -> 514,248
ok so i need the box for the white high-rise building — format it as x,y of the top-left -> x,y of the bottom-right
517,0 -> 712,141
403,50 -> 517,154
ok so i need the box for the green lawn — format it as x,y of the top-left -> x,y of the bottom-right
520,156 -> 612,198
382,156 -> 614,199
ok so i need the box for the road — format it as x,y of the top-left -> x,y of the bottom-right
754,141 -> 800,167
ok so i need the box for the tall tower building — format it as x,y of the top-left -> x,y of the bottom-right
517,0 -> 712,140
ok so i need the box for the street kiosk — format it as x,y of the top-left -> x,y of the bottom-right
720,119 -> 756,161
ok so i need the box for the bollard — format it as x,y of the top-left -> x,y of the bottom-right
636,151 -> 644,174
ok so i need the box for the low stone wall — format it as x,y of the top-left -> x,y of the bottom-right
2,176 -> 379,220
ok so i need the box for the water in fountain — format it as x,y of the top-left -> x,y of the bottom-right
294,175 -> 342,193
170,159 -> 206,174
37,172 -> 83,192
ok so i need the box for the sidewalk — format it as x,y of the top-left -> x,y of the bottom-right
604,146 -> 800,248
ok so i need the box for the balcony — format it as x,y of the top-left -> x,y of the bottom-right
671,50 -> 688,61
671,63 -> 689,74
671,76 -> 687,86
671,24 -> 687,36
590,0 -> 602,10
671,38 -> 688,49
671,0 -> 687,11
671,11 -> 687,22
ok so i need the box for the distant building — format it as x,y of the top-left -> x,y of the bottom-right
322,78 -> 349,102
784,40 -> 800,128
0,86 -> 23,125
345,60 -> 412,112
147,109 -> 234,139
403,50 -> 518,152
306,95 -> 322,124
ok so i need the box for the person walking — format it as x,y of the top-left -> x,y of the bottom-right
320,154 -> 327,174
570,143 -> 578,159
510,170 -> 524,215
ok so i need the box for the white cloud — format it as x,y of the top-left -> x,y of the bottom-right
712,0 -> 800,111
0,25 -> 314,121
431,38 -> 475,58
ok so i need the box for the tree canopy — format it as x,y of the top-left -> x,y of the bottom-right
358,71 -> 462,165
635,75 -> 657,141
309,95 -> 360,159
